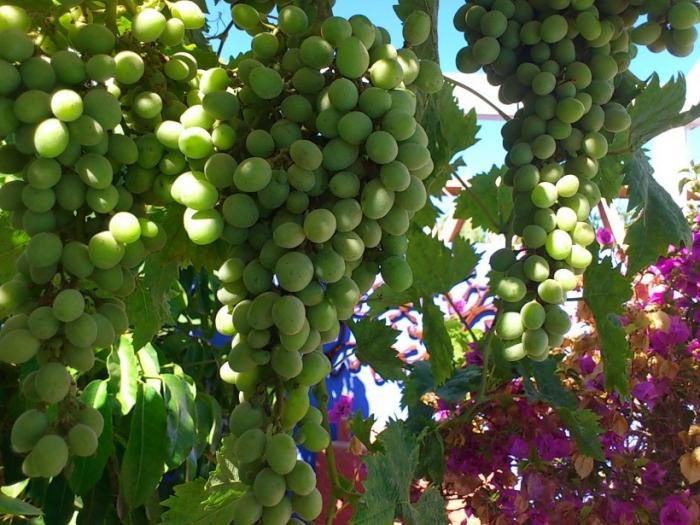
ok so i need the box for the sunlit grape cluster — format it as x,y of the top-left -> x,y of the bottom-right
153,3 -> 442,522
0,1 -> 204,478
453,0 -> 698,361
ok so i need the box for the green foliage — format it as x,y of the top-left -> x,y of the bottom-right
107,335 -> 139,415
349,317 -> 405,381
420,300 -> 455,385
0,211 -> 27,282
0,493 -> 42,516
126,254 -> 179,351
161,478 -> 244,525
454,165 -> 512,233
624,150 -> 691,274
351,422 -> 447,525
583,257 -> 633,395
119,383 -> 168,510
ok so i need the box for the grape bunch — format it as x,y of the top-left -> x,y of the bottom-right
155,3 -> 443,522
632,0 -> 699,56
453,0 -> 700,361
0,1 -> 206,477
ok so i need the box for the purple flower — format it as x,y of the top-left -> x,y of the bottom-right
608,499 -> 636,524
632,378 -> 668,409
596,227 -> 614,245
579,354 -> 596,375
535,433 -> 570,461
509,437 -> 530,459
328,395 -> 353,424
641,462 -> 667,486
659,498 -> 690,525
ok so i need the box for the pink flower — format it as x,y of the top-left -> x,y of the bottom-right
659,498 -> 690,525
596,227 -> 614,245
328,395 -> 353,424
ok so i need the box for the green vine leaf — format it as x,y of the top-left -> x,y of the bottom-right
126,252 -> 179,351
349,317 -> 406,381
624,150 -> 691,275
583,257 -> 632,395
161,478 -> 244,525
453,165 -> 511,233
119,383 -> 168,510
420,300 -> 454,386
0,211 -> 28,284
0,493 -> 42,517
558,408 -> 604,461
351,422 -> 447,525
406,230 -> 478,298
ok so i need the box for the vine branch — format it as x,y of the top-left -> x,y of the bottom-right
313,380 -> 342,524
445,76 -> 512,122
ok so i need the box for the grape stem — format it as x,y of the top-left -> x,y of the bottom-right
444,76 -> 512,122
120,0 -> 137,16
105,0 -> 118,32
213,20 -> 234,58
445,292 -> 479,344
451,170 -> 502,233
313,379 -> 343,523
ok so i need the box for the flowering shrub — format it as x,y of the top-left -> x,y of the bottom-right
436,223 -> 700,524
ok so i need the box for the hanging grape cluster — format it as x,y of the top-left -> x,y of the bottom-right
453,0 -> 698,362
0,1 -> 205,478
159,4 -> 443,523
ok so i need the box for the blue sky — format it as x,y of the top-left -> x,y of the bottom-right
205,0 -> 700,173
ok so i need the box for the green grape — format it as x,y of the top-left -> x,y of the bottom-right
25,158 -> 61,189
514,164 -> 539,191
572,222 -> 595,246
555,174 -> 579,198
556,97 -> 586,123
531,182 -> 558,208
495,311 -> 524,341
304,209 -> 336,243
68,115 -> 105,147
276,252 -> 314,292
603,102 -> 631,132
338,111 -> 373,145
336,36 -> 370,79
280,385 -> 310,428
114,51 -> 144,85
178,127 -> 213,159
361,179 -> 395,219
292,489 -> 323,522
249,66 -> 284,100
133,91 -> 163,119
290,140 -> 323,171
98,303 -> 128,335
235,427 -> 266,464
35,362 -> 71,403
109,212 -> 141,245
76,153 -> 113,189
307,300 -> 337,332
265,433 -> 298,475
523,254 -> 550,282
300,422 -> 330,452
254,468 -> 287,507
403,11 -> 431,45
22,186 -> 55,213
314,247 -> 346,283
88,231 -> 124,269
381,256 -> 413,292
521,300 -> 546,330
0,5 -> 30,32
74,23 -> 115,54
271,295 -> 306,336
280,320 -> 311,351
286,460 -> 317,496
234,157 -> 272,193
232,492 -> 263,525
523,328 -> 549,355
0,28 -> 34,62
67,423 -> 99,457
300,36 -> 334,69
495,276 -> 527,302
0,328 -> 39,364
34,118 -> 70,158
567,244 -> 592,269
322,138 -> 359,171
296,351 -> 331,386
171,0 -> 205,29
262,497 -> 293,525
28,306 -> 59,340
242,260 -> 273,294
222,194 -> 258,228
132,8 -> 166,42
522,224 -> 547,248
278,4 -> 308,34
23,434 -> 69,478
490,248 -> 516,272
668,1 -> 699,30
10,409 -> 48,453
540,14 -> 568,43
544,305 -> 571,334
545,229 -> 572,260
554,268 -> 577,291
26,231 -> 62,268
65,312 -> 98,348
537,278 -> 564,304
329,172 -> 360,199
